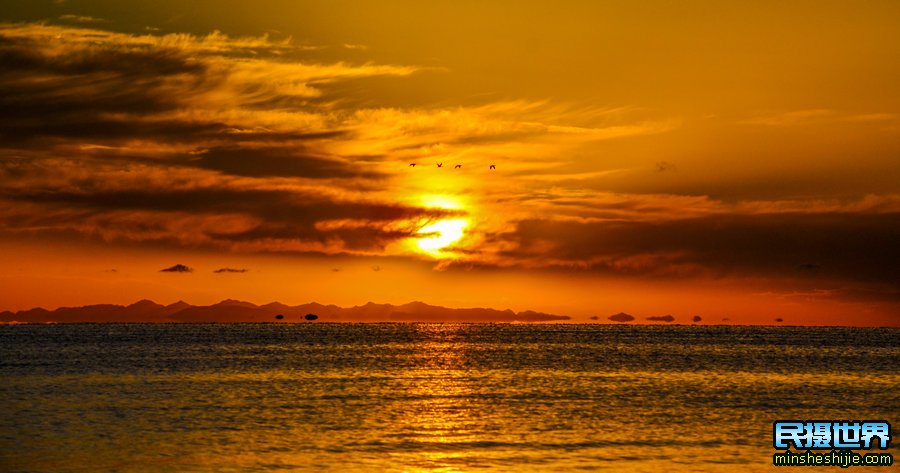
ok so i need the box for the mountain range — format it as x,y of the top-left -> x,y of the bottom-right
0,300 -> 571,324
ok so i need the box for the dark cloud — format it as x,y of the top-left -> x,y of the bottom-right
189,146 -> 381,180
0,36 -> 207,143
208,222 -> 419,252
5,187 -> 453,222
608,312 -> 634,322
646,315 -> 675,322
0,185 -> 463,253
0,25 -> 388,183
0,33 -> 204,77
213,267 -> 247,273
160,264 -> 192,273
497,212 -> 900,293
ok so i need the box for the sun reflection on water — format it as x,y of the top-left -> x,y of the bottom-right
382,324 -> 480,471
6,325 -> 896,472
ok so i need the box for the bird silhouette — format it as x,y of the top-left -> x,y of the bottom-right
409,163 -> 416,167
437,163 -> 443,168
454,164 -> 462,169
489,164 -> 496,169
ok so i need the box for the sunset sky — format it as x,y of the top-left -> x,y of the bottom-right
1,1 -> 898,325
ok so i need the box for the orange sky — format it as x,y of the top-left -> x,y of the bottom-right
0,1 -> 898,325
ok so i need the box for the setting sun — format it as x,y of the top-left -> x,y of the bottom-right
412,195 -> 469,257
416,219 -> 468,256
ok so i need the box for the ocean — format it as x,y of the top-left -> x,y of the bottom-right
1,324 -> 897,472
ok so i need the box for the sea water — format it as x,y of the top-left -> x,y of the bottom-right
1,324 -> 897,472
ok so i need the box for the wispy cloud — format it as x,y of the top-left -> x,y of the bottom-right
58,14 -> 106,24
740,109 -> 898,127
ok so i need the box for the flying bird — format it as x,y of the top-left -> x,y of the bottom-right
409,163 -> 416,167
489,164 -> 496,169
437,163 -> 443,168
454,164 -> 462,169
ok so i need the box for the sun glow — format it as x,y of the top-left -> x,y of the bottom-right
417,219 -> 468,254
414,195 -> 469,257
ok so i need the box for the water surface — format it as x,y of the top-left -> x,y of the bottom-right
1,324 -> 897,472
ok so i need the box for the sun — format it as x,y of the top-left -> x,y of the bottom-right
417,219 -> 468,254
413,195 -> 469,257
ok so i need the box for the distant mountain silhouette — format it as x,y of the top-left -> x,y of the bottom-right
0,300 -> 570,323
646,314 -> 675,322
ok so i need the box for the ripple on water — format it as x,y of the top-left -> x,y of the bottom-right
0,324 -> 897,472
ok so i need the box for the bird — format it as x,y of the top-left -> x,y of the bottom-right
437,163 -> 443,168
454,164 -> 462,169
409,163 -> 416,167
489,164 -> 496,169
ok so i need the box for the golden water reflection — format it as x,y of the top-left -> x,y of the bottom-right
2,324 -> 898,472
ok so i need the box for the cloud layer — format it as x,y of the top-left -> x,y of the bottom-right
0,22 -> 898,307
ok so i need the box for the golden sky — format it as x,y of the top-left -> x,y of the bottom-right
1,1 -> 898,325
